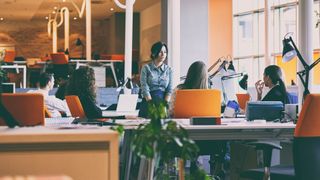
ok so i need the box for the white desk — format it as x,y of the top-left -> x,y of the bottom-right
103,110 -> 139,117
70,59 -> 123,87
1,65 -> 26,88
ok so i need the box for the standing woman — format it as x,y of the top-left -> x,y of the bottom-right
139,41 -> 173,117
255,65 -> 289,104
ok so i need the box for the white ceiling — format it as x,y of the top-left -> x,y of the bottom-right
0,0 -> 160,21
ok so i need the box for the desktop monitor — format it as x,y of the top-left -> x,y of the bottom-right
1,83 -> 15,93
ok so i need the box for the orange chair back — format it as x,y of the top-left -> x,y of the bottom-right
50,53 -> 68,64
4,50 -> 15,63
101,54 -> 124,61
173,89 -> 221,118
0,93 -> 45,126
236,93 -> 250,110
294,94 -> 320,137
65,95 -> 86,118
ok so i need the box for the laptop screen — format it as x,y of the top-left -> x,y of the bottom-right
116,94 -> 138,112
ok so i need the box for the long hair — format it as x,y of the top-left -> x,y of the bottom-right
264,65 -> 289,103
66,66 -> 96,101
179,61 -> 208,89
150,41 -> 168,60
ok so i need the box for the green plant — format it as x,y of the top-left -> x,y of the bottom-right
132,101 -> 213,179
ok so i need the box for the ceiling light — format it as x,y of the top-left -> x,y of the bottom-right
54,6 -> 58,10
0,18 -> 3,21
73,17 -> 77,20
62,0 -> 66,2
52,11 -> 56,14
45,16 -> 49,20
110,8 -> 114,11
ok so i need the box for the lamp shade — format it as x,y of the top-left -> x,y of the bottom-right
239,74 -> 248,90
282,38 -> 297,62
75,38 -> 82,46
227,61 -> 235,71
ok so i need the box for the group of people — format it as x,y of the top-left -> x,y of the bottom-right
35,41 -> 290,119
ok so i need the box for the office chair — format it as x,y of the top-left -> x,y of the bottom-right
3,50 -> 15,64
0,93 -> 45,126
65,95 -> 86,118
50,53 -> 69,86
173,89 -> 225,177
236,93 -> 250,110
240,94 -> 320,180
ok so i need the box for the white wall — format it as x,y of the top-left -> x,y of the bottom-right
180,0 -> 209,77
140,2 -> 162,62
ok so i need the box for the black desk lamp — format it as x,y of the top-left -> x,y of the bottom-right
282,35 -> 320,99
76,38 -> 84,59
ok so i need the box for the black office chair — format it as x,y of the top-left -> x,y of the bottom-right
241,94 -> 320,180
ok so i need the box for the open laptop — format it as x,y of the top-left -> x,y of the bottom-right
102,94 -> 139,117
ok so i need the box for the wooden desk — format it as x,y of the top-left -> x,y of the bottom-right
0,126 -> 118,180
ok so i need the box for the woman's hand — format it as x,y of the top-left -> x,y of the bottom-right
255,80 -> 264,100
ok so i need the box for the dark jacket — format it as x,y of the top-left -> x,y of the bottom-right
79,95 -> 102,118
262,85 -> 289,104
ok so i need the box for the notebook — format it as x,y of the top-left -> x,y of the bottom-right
102,94 -> 139,117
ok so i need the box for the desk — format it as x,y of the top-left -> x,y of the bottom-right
0,126 -> 118,180
70,59 -> 123,87
1,65 -> 26,88
103,110 -> 139,117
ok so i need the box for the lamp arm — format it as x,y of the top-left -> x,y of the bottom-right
309,57 -> 320,70
289,37 -> 309,68
221,73 -> 244,81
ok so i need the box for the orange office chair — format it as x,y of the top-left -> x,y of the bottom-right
0,93 -> 45,126
236,93 -> 250,110
44,106 -> 52,118
50,53 -> 69,85
65,95 -> 86,118
173,89 -> 221,118
4,50 -> 15,63
173,89 -> 223,177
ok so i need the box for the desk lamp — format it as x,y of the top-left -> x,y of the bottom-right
282,34 -> 320,99
76,38 -> 84,59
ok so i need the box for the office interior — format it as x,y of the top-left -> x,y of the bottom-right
0,0 -> 319,180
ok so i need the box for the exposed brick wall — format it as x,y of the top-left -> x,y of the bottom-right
0,19 -> 109,59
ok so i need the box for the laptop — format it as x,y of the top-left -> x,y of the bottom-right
103,94 -> 139,117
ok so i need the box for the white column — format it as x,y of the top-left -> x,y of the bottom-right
298,0 -> 313,101
264,0 -> 271,66
86,0 -> 91,60
53,21 -> 57,53
124,0 -> 134,81
64,9 -> 70,51
167,0 -> 180,87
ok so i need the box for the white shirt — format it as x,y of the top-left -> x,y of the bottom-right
28,89 -> 71,117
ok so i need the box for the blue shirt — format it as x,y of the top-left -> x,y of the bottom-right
140,61 -> 173,98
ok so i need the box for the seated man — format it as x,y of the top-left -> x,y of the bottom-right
29,73 -> 70,117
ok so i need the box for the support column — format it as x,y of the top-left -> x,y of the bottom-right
264,0 -> 271,66
86,0 -> 91,60
167,0 -> 180,87
298,0 -> 313,101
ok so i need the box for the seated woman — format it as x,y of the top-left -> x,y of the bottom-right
139,41 -> 173,117
255,65 -> 289,104
169,61 -> 208,117
66,67 -> 102,118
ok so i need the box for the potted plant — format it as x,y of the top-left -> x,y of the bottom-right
132,101 -> 213,180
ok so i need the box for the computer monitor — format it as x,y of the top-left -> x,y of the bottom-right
1,83 -> 15,93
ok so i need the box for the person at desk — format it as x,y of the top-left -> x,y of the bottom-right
29,73 -> 70,117
66,67 -> 102,118
255,65 -> 289,104
169,61 -> 208,117
139,41 -> 173,117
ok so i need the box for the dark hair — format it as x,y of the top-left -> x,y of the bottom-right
66,66 -> 96,101
178,61 -> 208,89
150,41 -> 168,60
264,65 -> 289,103
39,73 -> 53,88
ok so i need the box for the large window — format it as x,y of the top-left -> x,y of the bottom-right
233,0 -> 320,91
